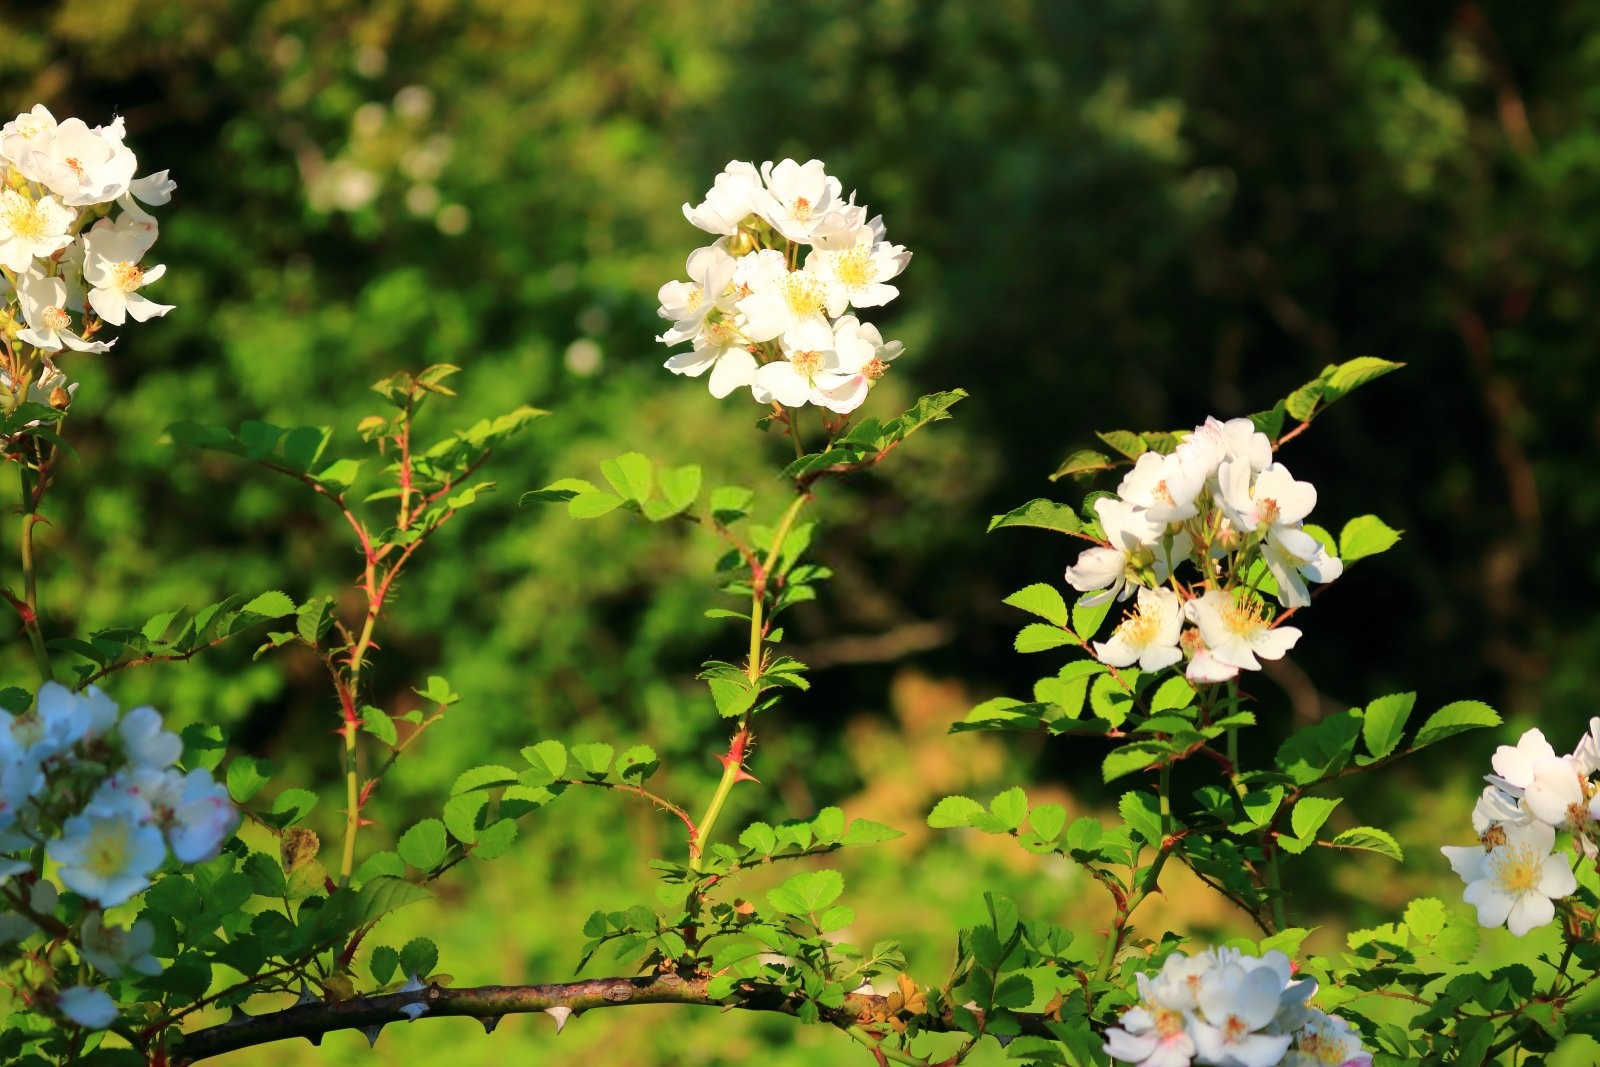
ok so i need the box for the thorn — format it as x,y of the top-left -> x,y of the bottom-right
303,1032 -> 323,1047
545,1005 -> 572,1034
361,1024 -> 383,1048
295,981 -> 317,1007
398,973 -> 429,1020
227,1005 -> 251,1025
481,1015 -> 501,1034
714,753 -> 761,784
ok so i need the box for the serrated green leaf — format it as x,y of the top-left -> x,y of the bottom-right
1119,791 -> 1163,844
1096,429 -> 1146,460
987,499 -> 1082,536
226,757 -> 272,803
370,945 -> 400,985
1339,514 -> 1402,565
443,792 -> 488,843
569,742 -> 614,779
1004,583 -> 1070,627
1071,594 -> 1113,640
451,764 -> 519,795
1015,623 -> 1074,653
400,937 -> 438,979
397,819 -> 448,871
989,787 -> 1028,831
1361,692 -> 1415,761
1414,700 -> 1501,748
600,451 -> 653,502
357,876 -> 431,924
928,796 -> 983,829
568,491 -> 624,519
1050,449 -> 1115,480
1329,826 -> 1403,862
1028,803 -> 1067,842
766,869 -> 844,915
521,740 -> 567,783
1289,796 -> 1342,840
240,591 -> 295,618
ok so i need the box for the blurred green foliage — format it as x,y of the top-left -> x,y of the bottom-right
2,0 -> 1597,1062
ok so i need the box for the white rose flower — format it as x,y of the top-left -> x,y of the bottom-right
1118,450 -> 1209,524
756,158 -> 860,246
15,271 -> 114,354
1259,526 -> 1342,609
80,912 -> 163,977
1471,783 -> 1532,834
1186,589 -> 1301,673
0,189 -> 75,273
1095,587 -> 1184,671
57,985 -> 119,1030
20,114 -> 138,207
1103,971 -> 1197,1067
1283,1010 -> 1371,1067
118,705 -> 182,769
1447,820 -> 1576,936
168,768 -> 240,863
656,244 -> 738,346
751,321 -> 866,414
806,228 -> 909,313
1217,461 -> 1317,536
735,250 -> 833,350
81,214 -> 173,326
682,161 -> 764,236
1065,497 -> 1168,606
0,104 -> 58,167
48,798 -> 167,907
1491,729 -> 1589,828
1185,416 -> 1272,479
1188,959 -> 1295,1067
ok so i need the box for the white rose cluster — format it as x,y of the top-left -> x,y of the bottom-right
1,683 -> 239,1030
1104,948 -> 1371,1067
0,104 -> 175,414
1063,417 -> 1343,684
1439,721 -> 1597,937
656,159 -> 909,415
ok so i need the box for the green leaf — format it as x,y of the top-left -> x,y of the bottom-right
473,819 -> 518,860
656,464 -> 701,515
987,499 -> 1082,536
928,796 -> 984,829
1119,791 -> 1163,845
1003,584 -> 1069,628
1102,742 -> 1170,783
600,451 -> 653,502
842,818 -> 903,846
1096,429 -> 1146,460
1015,624 -> 1074,653
521,477 -> 597,504
521,740 -> 567,783
400,937 -> 438,979
315,458 -> 363,492
1089,671 -> 1139,728
766,869 -> 844,915
1149,676 -> 1196,714
568,491 -> 624,519
1324,356 -> 1404,401
1339,515 -> 1402,565
240,591 -> 295,618
443,792 -> 488,843
1275,711 -> 1362,785
618,745 -> 660,782
1414,700 -> 1501,748
451,764 -> 519,795
357,876 -> 431,924
989,787 -> 1028,831
706,676 -> 758,718
739,822 -> 776,854
269,788 -> 317,827
397,819 -> 448,871
370,945 -> 400,985
570,742 -> 614,779
1329,826 -> 1403,862
226,757 -> 272,803
1050,449 -> 1115,481
1071,594 -> 1113,640
361,706 -> 398,747
1360,692 -> 1415,761
1289,796 -> 1342,840
709,486 -> 753,524
1027,803 -> 1067,842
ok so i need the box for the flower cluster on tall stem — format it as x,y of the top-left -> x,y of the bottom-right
1066,417 -> 1342,684
657,159 -> 908,414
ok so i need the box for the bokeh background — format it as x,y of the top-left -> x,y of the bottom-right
3,0 -> 1598,1063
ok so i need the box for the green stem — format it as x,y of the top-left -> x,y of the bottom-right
18,462 -> 50,683
694,492 -> 810,871
690,723 -> 747,873
1265,846 -> 1286,931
